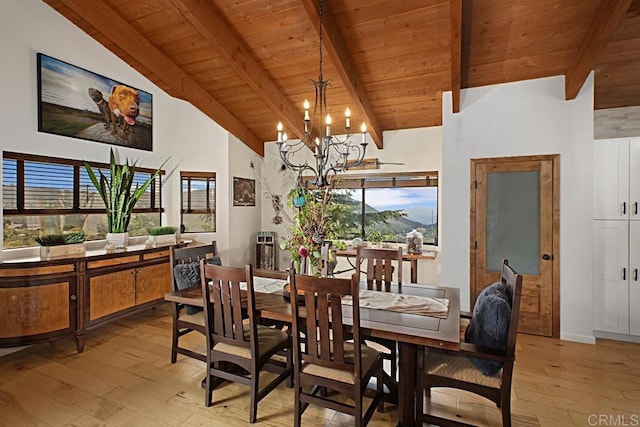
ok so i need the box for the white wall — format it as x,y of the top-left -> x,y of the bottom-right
441,74 -> 595,343
0,0 -> 240,261
260,127 -> 443,284
166,99 -> 231,259
227,134 -> 262,267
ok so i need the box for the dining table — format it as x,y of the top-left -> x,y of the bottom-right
164,274 -> 460,426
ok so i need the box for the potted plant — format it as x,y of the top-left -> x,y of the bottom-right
36,231 -> 86,259
146,225 -> 177,248
84,148 -> 167,250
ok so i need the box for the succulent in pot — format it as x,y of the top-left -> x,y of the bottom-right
36,231 -> 87,259
146,226 -> 178,248
83,148 -> 167,250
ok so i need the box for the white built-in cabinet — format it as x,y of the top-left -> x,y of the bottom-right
593,138 -> 640,337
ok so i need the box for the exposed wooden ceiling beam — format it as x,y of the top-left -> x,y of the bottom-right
170,0 -> 306,145
565,0 -> 632,100
449,0 -> 462,113
301,0 -> 383,149
57,0 -> 264,155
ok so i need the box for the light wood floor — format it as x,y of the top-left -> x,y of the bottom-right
1,305 -> 639,426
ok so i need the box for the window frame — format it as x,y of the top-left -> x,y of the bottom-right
3,151 -> 164,216
180,171 -> 216,233
303,171 -> 439,245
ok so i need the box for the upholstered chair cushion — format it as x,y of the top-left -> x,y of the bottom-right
464,282 -> 511,375
426,350 -> 502,388
213,325 -> 289,359
301,343 -> 380,385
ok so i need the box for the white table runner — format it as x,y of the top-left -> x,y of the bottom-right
343,289 -> 450,319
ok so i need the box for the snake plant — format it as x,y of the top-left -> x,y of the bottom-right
84,149 -> 167,234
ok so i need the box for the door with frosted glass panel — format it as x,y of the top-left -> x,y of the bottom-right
471,155 -> 559,337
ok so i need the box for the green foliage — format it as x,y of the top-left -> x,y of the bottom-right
35,231 -> 86,246
330,190 -> 407,240
64,231 -> 87,244
34,234 -> 66,246
148,225 -> 177,236
281,186 -> 340,272
366,229 -> 383,244
83,148 -> 167,233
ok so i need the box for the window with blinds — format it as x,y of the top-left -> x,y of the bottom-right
180,171 -> 216,233
2,152 -> 163,249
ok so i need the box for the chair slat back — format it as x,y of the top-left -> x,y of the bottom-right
501,259 -> 524,357
170,242 -> 218,291
201,262 -> 255,352
291,272 -> 361,374
356,247 -> 403,291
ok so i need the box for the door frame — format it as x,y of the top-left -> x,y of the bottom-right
470,154 -> 560,338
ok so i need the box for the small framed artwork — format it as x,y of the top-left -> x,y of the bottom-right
37,53 -> 153,151
233,177 -> 256,206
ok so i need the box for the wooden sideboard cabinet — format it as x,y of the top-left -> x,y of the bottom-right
0,261 -> 78,348
1,244 -> 175,353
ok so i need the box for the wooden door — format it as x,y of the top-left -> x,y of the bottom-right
471,155 -> 559,337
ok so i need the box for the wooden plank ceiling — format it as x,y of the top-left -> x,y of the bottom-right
44,0 -> 640,155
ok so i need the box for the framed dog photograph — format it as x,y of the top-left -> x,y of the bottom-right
233,177 -> 256,207
37,53 -> 153,151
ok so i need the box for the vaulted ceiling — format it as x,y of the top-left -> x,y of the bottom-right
44,0 -> 640,155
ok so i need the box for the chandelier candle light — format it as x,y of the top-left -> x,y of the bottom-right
276,0 -> 368,188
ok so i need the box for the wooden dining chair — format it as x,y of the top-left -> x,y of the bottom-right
169,241 -> 219,363
355,247 -> 403,380
200,262 -> 292,423
417,259 -> 523,427
290,272 -> 384,427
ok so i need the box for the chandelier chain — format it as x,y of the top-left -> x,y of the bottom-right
318,0 -> 323,81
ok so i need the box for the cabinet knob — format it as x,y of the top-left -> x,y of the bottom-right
70,295 -> 77,301
542,254 -> 552,261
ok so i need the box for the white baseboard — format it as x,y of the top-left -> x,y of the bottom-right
560,332 -> 596,344
593,330 -> 640,344
0,345 -> 30,357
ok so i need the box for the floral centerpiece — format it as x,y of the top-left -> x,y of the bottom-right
279,185 -> 338,275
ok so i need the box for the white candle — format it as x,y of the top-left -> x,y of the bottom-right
361,123 -> 367,143
325,114 -> 332,136
277,122 -> 283,142
345,107 -> 351,129
304,100 -> 310,121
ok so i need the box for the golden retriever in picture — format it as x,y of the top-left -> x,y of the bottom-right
109,85 -> 139,137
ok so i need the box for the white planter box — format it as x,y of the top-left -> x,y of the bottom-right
147,233 -> 176,248
40,243 -> 85,259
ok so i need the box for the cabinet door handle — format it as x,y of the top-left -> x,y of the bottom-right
635,268 -> 638,282
635,202 -> 638,216
623,202 -> 627,215
623,267 -> 627,280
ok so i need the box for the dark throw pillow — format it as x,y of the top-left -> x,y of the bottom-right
464,282 -> 511,376
172,256 -> 222,315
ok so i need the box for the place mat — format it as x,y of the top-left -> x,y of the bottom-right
343,290 -> 450,319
